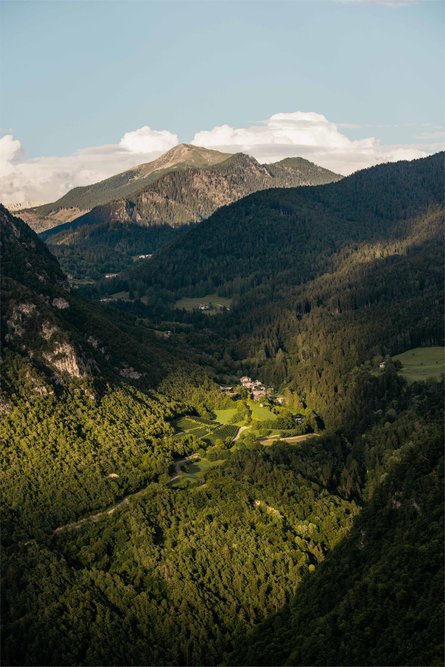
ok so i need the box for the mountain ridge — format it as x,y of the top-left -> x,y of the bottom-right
118,152 -> 444,300
17,144 -> 234,232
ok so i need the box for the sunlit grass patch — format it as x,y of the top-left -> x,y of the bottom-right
393,346 -> 444,382
174,293 -> 232,313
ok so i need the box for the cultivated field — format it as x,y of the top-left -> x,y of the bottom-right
173,415 -> 238,442
172,401 -> 300,487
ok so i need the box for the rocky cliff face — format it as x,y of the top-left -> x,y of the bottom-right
0,206 -> 136,386
1,206 -> 92,382
0,205 -> 178,392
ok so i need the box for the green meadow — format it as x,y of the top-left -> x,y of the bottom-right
170,458 -> 225,488
393,346 -> 444,382
174,293 -> 232,312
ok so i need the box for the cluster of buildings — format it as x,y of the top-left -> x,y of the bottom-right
239,376 -> 274,401
220,376 -> 287,406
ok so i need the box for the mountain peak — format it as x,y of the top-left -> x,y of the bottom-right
147,143 -> 233,171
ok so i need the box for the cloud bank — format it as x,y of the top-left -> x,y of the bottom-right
1,112 -> 436,203
192,112 -> 428,174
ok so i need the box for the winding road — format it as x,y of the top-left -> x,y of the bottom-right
53,454 -> 199,535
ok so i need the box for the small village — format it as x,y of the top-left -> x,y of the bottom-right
220,376 -> 285,405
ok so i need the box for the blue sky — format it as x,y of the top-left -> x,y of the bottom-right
0,0 -> 443,201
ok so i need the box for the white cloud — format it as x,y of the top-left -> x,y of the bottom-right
119,126 -> 179,153
191,111 -> 430,175
0,134 -> 25,168
0,126 -> 178,204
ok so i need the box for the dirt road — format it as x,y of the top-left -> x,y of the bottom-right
53,454 -> 199,535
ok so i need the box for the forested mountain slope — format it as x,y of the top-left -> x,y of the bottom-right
0,205 -> 220,538
1,204 -> 169,384
39,152 -> 340,280
17,144 -> 234,232
44,220 -> 191,281
121,152 -> 443,300
107,153 -> 444,432
228,403 -> 444,666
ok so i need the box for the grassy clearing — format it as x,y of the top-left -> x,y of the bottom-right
171,458 -> 225,487
214,402 -> 276,425
174,416 -> 199,431
392,346 -> 444,383
174,293 -> 232,313
110,291 -> 130,301
249,401 -> 276,421
70,277 -> 96,286
213,408 -> 240,424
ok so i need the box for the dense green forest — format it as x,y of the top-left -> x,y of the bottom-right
1,154 -> 444,666
228,393 -> 444,667
2,380 -> 443,666
44,221 -> 191,279
110,152 -> 442,302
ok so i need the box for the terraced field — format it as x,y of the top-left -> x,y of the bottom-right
173,415 -> 238,443
206,424 -> 239,444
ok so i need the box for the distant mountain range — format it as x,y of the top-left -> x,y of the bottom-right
25,144 -> 341,280
5,201 -> 46,211
19,144 -> 341,235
